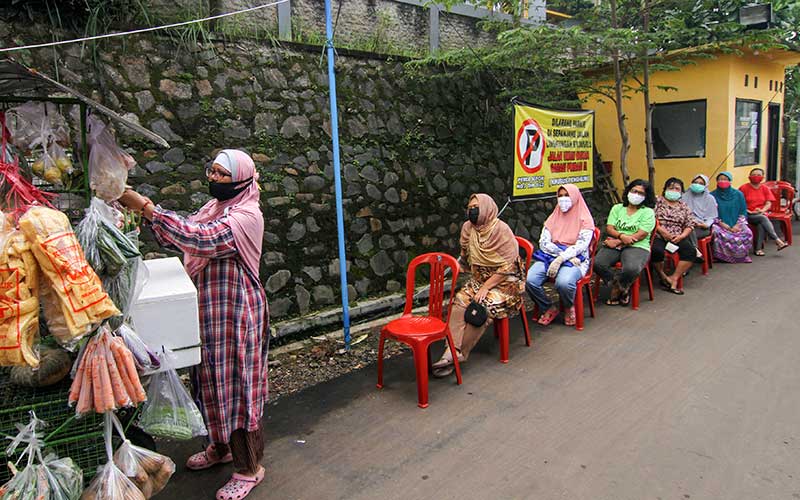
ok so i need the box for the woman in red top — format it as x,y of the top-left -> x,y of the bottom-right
739,168 -> 789,255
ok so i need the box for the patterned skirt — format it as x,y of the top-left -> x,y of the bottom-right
711,216 -> 753,263
454,263 -> 524,319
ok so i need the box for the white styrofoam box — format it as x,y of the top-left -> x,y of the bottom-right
129,257 -> 201,370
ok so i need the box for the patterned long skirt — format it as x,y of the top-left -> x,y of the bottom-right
711,216 -> 753,263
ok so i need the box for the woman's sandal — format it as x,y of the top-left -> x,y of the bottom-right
564,307 -> 576,326
433,364 -> 455,378
755,249 -> 766,256
216,466 -> 265,500
187,445 -> 234,471
619,291 -> 630,306
537,307 -> 559,326
778,241 -> 790,251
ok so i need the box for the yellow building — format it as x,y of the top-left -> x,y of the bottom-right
582,45 -> 800,192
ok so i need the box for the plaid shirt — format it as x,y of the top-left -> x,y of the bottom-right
151,208 -> 269,443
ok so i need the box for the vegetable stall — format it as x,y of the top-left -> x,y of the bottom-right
0,58 -> 204,500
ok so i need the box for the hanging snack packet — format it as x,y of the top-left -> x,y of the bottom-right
19,206 -> 119,348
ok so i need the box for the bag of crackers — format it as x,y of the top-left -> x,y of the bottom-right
0,211 -> 40,367
19,206 -> 119,350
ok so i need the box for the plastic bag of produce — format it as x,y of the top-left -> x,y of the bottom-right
115,324 -> 159,373
5,102 -> 69,152
68,327 -> 147,416
33,143 -> 73,186
108,413 -> 175,499
87,116 -> 135,202
0,412 -> 84,500
139,349 -> 207,440
0,211 -> 41,368
81,414 -> 145,500
76,198 -> 139,278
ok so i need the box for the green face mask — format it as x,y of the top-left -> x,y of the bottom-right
664,190 -> 682,202
689,183 -> 705,194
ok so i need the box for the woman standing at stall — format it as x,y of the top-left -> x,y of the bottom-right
118,150 -> 268,500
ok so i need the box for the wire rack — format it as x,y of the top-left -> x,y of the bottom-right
0,369 -> 107,484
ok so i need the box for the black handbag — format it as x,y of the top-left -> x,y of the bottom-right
464,300 -> 488,327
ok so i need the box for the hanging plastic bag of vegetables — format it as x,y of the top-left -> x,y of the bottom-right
80,414 -> 145,500
0,412 -> 84,500
139,349 -> 208,440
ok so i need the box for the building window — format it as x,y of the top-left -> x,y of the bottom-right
769,80 -> 773,90
744,74 -> 749,87
735,99 -> 761,167
652,100 -> 707,158
754,76 -> 759,88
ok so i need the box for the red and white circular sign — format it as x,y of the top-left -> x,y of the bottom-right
516,118 -> 546,174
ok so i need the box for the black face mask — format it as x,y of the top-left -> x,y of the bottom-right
209,177 -> 253,201
467,207 -> 479,225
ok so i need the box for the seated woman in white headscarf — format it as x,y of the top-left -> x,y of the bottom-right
681,174 -> 718,260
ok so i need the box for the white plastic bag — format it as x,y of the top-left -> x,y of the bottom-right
139,349 -> 207,440
0,412 -> 83,500
6,102 -> 70,152
109,414 -> 175,499
87,116 -> 135,202
80,414 -> 144,500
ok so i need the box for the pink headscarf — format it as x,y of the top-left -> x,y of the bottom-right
543,184 -> 594,245
184,149 -> 264,279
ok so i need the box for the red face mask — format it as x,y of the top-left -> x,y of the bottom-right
749,175 -> 764,184
717,180 -> 731,189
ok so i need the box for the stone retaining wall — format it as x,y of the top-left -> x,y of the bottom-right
2,21 -> 610,322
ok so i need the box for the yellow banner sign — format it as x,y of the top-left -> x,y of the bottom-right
512,103 -> 594,199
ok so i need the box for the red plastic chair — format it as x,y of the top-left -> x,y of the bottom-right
492,236 -> 533,363
376,253 -> 461,408
664,252 -> 684,291
593,226 -> 657,310
572,227 -> 601,331
697,234 -> 713,276
765,180 -> 794,245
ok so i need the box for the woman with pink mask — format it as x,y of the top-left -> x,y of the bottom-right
710,171 -> 753,263
119,149 -> 268,500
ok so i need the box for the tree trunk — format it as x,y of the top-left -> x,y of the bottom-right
795,119 -> 800,192
782,113 -> 791,178
642,0 -> 656,187
609,0 -> 631,188
208,0 -> 223,31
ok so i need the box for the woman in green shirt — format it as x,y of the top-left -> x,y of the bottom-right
594,179 -> 657,306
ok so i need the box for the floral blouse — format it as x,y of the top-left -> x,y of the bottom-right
655,197 -> 695,236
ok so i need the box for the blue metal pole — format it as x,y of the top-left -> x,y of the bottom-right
324,0 -> 351,349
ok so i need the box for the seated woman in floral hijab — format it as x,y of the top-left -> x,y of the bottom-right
432,194 -> 525,378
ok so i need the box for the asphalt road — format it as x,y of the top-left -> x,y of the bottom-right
163,225 -> 800,500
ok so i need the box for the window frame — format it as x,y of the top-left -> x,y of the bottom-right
651,98 -> 708,159
734,98 -> 762,167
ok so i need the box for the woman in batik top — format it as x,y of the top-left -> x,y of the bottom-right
432,193 -> 525,378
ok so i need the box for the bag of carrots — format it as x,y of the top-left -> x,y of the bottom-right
68,326 -> 146,416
